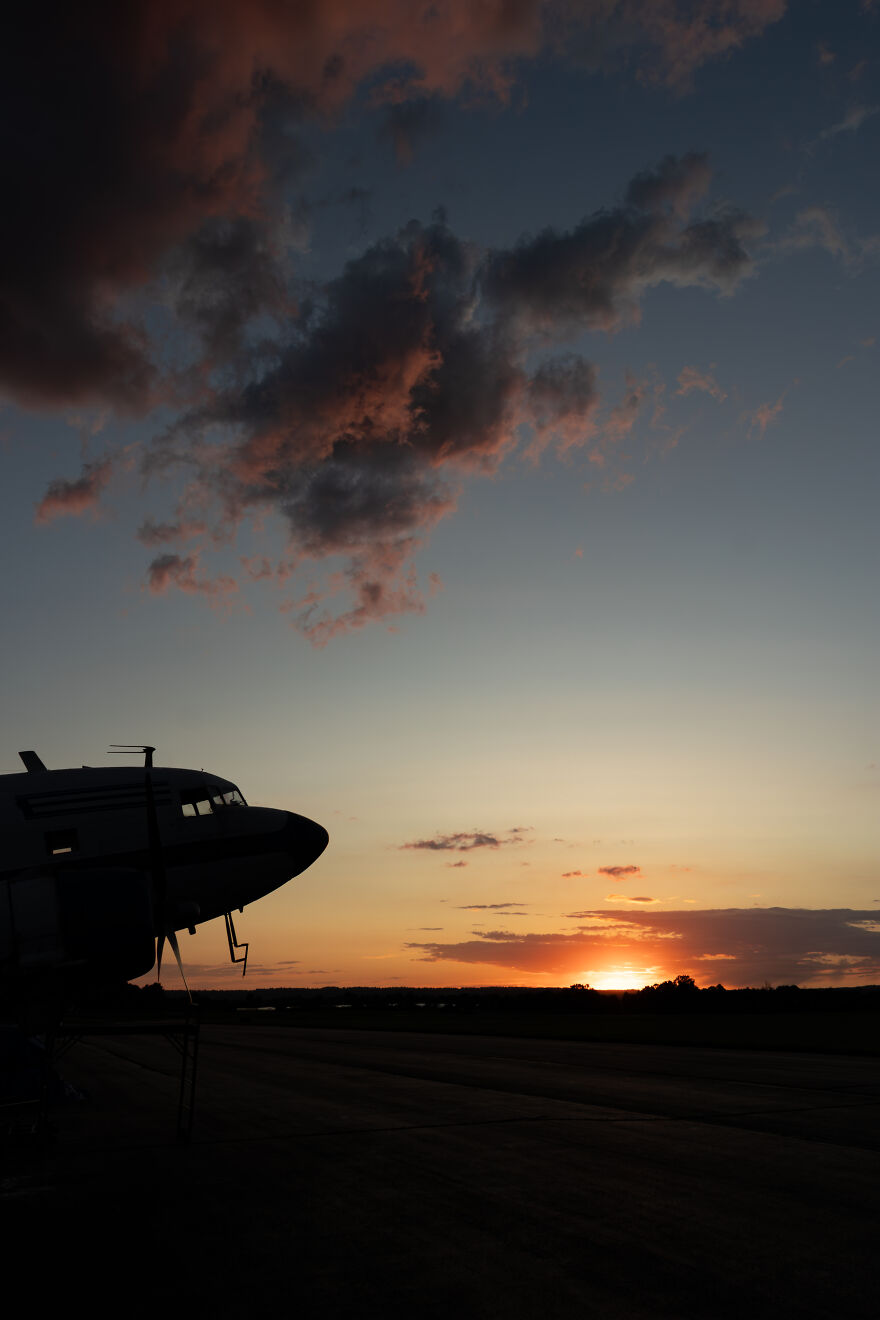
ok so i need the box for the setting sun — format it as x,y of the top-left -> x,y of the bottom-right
588,969 -> 645,991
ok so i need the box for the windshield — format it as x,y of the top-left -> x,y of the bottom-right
180,784 -> 247,816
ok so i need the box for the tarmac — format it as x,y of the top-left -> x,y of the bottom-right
4,1023 -> 880,1318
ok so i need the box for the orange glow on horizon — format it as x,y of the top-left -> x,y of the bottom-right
587,968 -> 646,991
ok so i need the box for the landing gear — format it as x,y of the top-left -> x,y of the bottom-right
224,910 -> 248,976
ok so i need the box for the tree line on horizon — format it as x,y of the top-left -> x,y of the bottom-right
51,976 -> 880,1019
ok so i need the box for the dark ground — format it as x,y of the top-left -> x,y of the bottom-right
4,1024 -> 880,1318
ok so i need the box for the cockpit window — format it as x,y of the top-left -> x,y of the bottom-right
180,784 -> 246,816
213,788 -> 246,808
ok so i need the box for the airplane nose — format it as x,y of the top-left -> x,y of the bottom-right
282,811 -> 329,874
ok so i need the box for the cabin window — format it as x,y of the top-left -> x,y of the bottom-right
179,790 -> 214,817
46,828 -> 79,856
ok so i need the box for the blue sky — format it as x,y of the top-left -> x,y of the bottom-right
1,1 -> 877,988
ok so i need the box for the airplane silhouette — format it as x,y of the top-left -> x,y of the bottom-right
0,746 -> 329,993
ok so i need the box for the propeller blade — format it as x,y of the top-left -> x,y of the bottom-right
156,931 -> 166,980
168,929 -> 192,1003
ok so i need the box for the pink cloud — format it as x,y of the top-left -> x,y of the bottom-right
749,393 -> 785,439
675,364 -> 726,401
145,552 -> 237,599
34,457 -> 114,524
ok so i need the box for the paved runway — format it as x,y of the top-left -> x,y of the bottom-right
6,1025 -> 880,1317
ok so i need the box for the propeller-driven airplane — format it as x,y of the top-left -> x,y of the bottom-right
0,747 -> 329,996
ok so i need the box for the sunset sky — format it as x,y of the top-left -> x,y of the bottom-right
1,2 -> 877,990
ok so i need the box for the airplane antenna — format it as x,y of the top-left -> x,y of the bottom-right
109,744 -> 156,768
108,744 -> 191,1000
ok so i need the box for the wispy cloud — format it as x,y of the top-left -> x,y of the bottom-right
782,206 -> 850,262
34,457 -> 115,524
146,553 -> 238,600
598,865 -> 641,879
748,393 -> 786,440
675,364 -> 726,401
457,903 -> 530,911
402,828 -> 530,852
137,518 -> 208,547
603,894 -> 657,904
817,104 -> 879,143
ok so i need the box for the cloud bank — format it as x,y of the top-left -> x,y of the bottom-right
10,3 -> 780,639
141,158 -> 759,640
407,908 -> 880,987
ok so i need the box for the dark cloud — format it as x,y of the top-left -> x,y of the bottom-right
59,167 -> 757,629
11,6 -> 774,638
598,865 -> 641,879
0,1 -> 548,412
402,828 -> 528,852
3,4 -> 777,415
482,157 -> 758,336
407,908 -> 880,987
168,217 -> 291,360
624,152 -> 712,216
156,217 -> 530,642
379,96 -> 446,164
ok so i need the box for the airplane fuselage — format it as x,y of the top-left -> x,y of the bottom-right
0,763 -> 328,981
